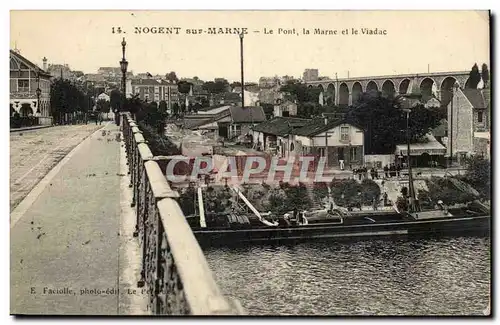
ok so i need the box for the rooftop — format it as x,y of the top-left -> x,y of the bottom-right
291,118 -> 364,137
229,106 -> 266,123
462,88 -> 489,109
252,117 -> 311,136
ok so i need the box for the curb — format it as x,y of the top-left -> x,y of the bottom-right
10,125 -> 53,133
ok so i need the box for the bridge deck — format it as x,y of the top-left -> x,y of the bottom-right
10,123 -> 145,315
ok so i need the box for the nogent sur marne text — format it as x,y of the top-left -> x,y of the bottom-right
111,26 -> 388,36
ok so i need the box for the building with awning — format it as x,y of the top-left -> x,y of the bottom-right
395,134 -> 447,167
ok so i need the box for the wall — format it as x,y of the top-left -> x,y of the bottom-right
295,135 -> 312,147
365,154 -> 395,168
313,124 -> 364,147
448,89 -> 474,156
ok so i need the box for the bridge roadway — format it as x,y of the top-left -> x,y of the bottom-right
10,123 -> 147,315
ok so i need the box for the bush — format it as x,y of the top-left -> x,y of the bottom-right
311,182 -> 329,201
137,121 -> 181,156
425,177 -> 476,205
178,186 -> 196,216
462,155 -> 491,200
330,179 -> 380,207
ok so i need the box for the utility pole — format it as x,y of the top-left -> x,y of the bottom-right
403,108 -> 416,213
239,32 -> 245,110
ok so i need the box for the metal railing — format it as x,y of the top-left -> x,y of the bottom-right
122,113 -> 244,315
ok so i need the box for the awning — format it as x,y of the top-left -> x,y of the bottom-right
395,134 -> 446,156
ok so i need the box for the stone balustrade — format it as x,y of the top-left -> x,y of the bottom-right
121,113 -> 244,315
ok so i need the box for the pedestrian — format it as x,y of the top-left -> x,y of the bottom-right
384,165 -> 389,178
374,168 -> 379,179
339,158 -> 345,171
383,192 -> 388,206
396,164 -> 401,178
372,197 -> 378,211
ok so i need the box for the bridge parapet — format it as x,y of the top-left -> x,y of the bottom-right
122,113 -> 245,315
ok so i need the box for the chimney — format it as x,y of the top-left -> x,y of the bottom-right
42,57 -> 47,71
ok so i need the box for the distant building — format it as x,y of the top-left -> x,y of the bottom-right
97,67 -> 122,78
259,88 -> 283,105
84,73 -> 106,83
210,92 -> 241,106
274,99 -> 297,117
130,78 -> 178,108
303,69 -> 319,82
259,76 -> 280,89
9,49 -> 52,124
47,63 -> 74,80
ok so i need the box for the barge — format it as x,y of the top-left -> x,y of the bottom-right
188,206 -> 489,247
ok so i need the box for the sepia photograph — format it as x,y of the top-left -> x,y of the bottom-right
9,10 -> 491,316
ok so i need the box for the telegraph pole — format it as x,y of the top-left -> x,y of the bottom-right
239,32 -> 245,109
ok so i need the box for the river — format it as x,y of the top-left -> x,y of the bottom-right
204,236 -> 490,316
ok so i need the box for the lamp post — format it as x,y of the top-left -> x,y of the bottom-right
120,38 -> 128,96
119,37 -> 128,126
36,72 -> 41,116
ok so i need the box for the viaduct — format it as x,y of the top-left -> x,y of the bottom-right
304,71 -> 471,107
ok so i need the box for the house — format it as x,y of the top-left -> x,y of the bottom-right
251,117 -> 311,155
10,49 -> 52,124
446,88 -> 491,163
218,106 -> 267,140
290,117 -> 365,168
182,105 -> 232,132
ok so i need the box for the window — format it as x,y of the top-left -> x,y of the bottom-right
319,148 -> 325,157
478,111 -> 483,123
17,79 -> 29,92
290,142 -> 295,151
340,126 -> 350,142
350,147 -> 357,161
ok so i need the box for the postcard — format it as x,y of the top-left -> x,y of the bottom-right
10,10 -> 491,316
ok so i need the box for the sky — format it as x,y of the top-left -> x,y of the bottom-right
10,10 -> 490,82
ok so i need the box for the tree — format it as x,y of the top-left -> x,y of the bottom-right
280,81 -> 321,103
50,78 -> 86,124
230,81 -> 242,90
481,63 -> 489,88
345,92 -> 445,154
202,80 -> 229,94
110,89 -> 122,112
166,71 -> 178,83
467,63 -> 481,89
177,80 -> 192,94
123,94 -> 144,120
